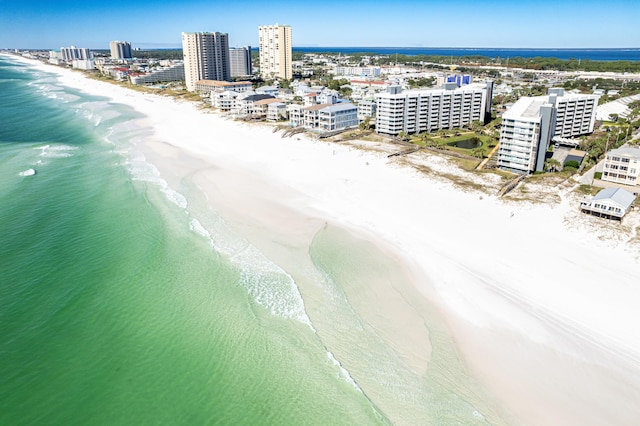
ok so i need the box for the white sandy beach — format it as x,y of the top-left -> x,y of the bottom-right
13,55 -> 640,424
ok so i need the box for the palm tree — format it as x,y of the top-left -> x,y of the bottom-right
472,147 -> 487,158
545,158 -> 562,172
359,117 -> 371,131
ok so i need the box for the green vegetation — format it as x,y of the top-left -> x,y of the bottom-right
564,160 -> 580,169
408,77 -> 435,88
326,78 -> 352,97
564,78 -> 640,103
544,158 -> 562,172
294,50 -> 640,73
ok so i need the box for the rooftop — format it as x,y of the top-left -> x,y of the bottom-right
503,96 -> 548,122
592,187 -> 636,209
254,98 -> 284,106
196,80 -> 252,87
607,146 -> 640,159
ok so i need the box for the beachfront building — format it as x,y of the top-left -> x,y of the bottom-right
375,82 -> 493,136
193,80 -> 252,95
60,46 -> 92,62
267,102 -> 288,121
229,46 -> 253,77
287,104 -> 304,126
110,41 -> 132,60
602,146 -> 640,186
211,90 -> 241,111
497,97 -> 554,173
303,103 -> 358,132
72,59 -> 96,70
182,32 -> 231,92
580,187 -> 636,221
235,94 -> 276,116
258,24 -> 292,80
357,99 -> 377,122
130,63 -> 185,85
252,98 -> 285,117
497,88 -> 600,173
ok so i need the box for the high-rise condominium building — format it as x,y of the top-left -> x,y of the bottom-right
181,32 -> 231,92
375,82 -> 493,136
60,46 -> 92,61
110,41 -> 132,60
229,46 -> 253,77
497,88 -> 599,173
258,24 -> 292,80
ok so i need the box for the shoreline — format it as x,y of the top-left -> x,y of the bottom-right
7,54 -> 640,424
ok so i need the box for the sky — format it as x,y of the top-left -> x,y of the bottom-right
1,0 -> 639,50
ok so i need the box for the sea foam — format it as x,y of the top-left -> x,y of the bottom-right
18,168 -> 36,177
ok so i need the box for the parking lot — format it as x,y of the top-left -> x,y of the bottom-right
551,145 -> 572,164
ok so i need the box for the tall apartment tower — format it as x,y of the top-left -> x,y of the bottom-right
181,32 -> 231,92
60,46 -> 92,61
497,88 -> 599,173
110,41 -> 132,60
229,46 -> 252,77
258,24 -> 292,80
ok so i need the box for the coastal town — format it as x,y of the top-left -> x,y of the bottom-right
6,25 -> 640,230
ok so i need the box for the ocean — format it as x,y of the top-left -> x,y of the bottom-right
0,56 -> 501,424
293,47 -> 640,61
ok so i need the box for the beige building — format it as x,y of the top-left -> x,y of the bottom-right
193,80 -> 252,94
182,32 -> 230,92
258,24 -> 292,80
109,41 -> 132,60
602,146 -> 640,186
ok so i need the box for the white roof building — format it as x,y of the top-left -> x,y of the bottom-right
375,82 -> 493,136
498,88 -> 599,173
602,146 -> 640,186
581,187 -> 636,221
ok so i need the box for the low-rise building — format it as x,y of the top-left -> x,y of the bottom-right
130,63 -> 184,85
72,59 -> 95,70
333,66 -> 381,77
580,187 -> 636,221
350,79 -> 392,101
253,98 -> 284,116
303,103 -> 358,132
287,104 -> 304,126
602,146 -> 640,186
235,93 -> 275,116
211,90 -> 241,111
194,80 -> 252,95
255,85 -> 280,97
267,102 -> 288,122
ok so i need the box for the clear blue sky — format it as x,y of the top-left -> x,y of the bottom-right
1,0 -> 638,49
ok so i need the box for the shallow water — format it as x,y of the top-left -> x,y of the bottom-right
0,55 -> 506,424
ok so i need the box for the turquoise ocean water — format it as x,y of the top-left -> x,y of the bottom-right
0,56 -> 501,425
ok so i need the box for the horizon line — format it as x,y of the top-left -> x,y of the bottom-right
6,46 -> 640,51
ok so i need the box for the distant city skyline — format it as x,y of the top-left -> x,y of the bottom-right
1,0 -> 639,50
